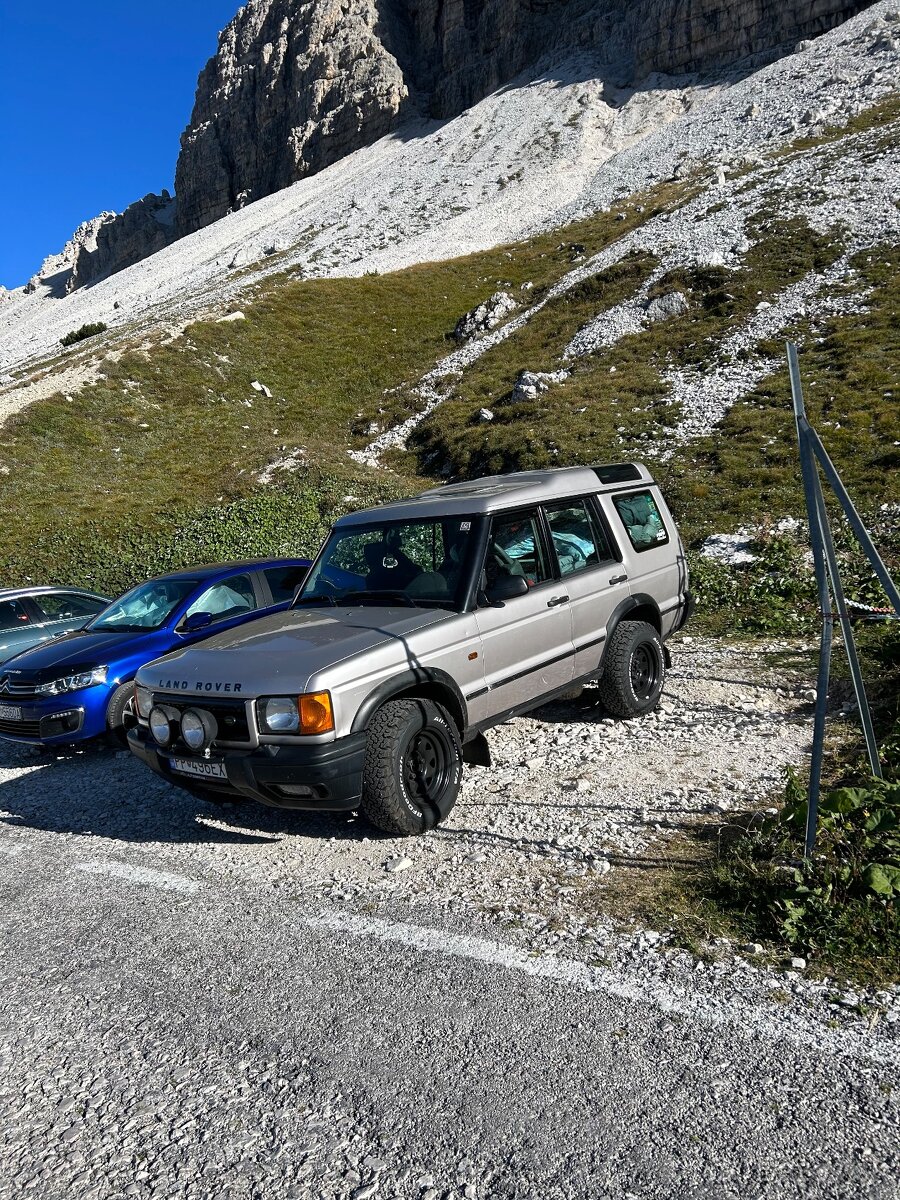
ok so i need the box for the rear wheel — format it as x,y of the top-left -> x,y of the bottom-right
597,620 -> 665,717
361,698 -> 463,835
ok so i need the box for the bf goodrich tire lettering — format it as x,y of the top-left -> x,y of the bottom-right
598,620 -> 665,718
361,698 -> 463,835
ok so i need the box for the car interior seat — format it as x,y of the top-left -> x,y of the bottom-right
363,542 -> 422,591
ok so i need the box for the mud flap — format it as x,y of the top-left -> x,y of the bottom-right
462,732 -> 491,767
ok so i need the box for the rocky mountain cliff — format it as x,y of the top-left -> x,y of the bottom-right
26,0 -> 875,293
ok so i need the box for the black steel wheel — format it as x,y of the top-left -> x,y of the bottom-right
361,698 -> 463,835
597,620 -> 665,717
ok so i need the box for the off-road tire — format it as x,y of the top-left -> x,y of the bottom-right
104,681 -> 137,745
597,620 -> 665,718
360,698 -> 463,835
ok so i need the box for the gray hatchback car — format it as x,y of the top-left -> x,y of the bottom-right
129,464 -> 693,834
0,587 -> 110,666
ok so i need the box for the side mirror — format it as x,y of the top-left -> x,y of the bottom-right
484,574 -> 529,606
181,610 -> 213,633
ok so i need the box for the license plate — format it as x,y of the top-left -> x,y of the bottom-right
0,705 -> 22,721
169,757 -> 227,781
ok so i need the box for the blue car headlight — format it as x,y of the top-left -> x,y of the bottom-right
34,666 -> 109,697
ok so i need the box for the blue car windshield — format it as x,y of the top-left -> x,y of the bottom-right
87,578 -> 201,632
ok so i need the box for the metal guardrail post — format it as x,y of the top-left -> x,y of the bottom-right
787,343 -> 833,857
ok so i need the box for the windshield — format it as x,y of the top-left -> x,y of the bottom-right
298,516 -> 480,610
88,578 -> 201,631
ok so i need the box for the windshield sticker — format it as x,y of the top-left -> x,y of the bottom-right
459,521 -> 471,531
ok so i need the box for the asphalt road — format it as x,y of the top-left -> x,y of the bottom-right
1,828 -> 898,1200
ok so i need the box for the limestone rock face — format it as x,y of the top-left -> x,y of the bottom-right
68,193 -> 177,291
34,0 -> 877,290
174,0 -> 408,236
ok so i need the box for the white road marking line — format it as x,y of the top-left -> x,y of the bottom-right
76,861 -> 201,894
303,909 -> 900,1068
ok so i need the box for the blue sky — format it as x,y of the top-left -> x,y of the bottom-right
0,1 -> 242,288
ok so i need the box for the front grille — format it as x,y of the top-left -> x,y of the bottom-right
0,681 -> 39,699
0,717 -> 41,738
151,695 -> 252,747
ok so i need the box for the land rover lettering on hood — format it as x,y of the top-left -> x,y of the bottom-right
128,464 -> 693,835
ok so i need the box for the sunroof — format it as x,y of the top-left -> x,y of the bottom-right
592,463 -> 643,484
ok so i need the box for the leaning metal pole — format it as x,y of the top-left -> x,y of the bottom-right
811,480 -> 883,780
787,343 -> 833,857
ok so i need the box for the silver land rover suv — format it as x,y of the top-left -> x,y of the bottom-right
128,464 -> 693,834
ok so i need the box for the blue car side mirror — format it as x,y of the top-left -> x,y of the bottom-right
181,611 -> 213,633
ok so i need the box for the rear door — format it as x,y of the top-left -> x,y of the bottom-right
472,507 -> 575,722
542,496 -> 631,678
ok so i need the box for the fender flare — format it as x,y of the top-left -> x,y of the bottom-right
350,668 -> 469,737
598,594 -> 663,673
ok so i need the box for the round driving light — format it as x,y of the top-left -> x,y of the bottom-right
180,708 -> 213,752
260,697 -> 300,734
149,706 -> 174,747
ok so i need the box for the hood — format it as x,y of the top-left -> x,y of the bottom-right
138,606 -> 450,694
0,628 -> 161,683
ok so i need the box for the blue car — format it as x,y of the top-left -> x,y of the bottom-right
0,558 -> 310,746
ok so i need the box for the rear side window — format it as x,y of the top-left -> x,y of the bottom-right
35,592 -> 106,621
263,565 -> 309,603
612,491 -> 669,552
544,499 -> 614,576
0,599 -> 31,631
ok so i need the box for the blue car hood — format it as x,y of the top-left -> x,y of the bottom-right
0,628 -> 168,684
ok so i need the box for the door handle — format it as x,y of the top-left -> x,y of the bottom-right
547,595 -> 570,608
609,574 -> 628,585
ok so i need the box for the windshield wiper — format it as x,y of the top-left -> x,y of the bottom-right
340,590 -> 419,608
293,593 -> 338,608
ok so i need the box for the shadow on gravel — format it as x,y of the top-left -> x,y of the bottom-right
0,742 -> 379,847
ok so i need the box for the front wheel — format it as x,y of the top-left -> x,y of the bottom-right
105,680 -> 137,745
597,620 -> 665,717
361,698 -> 463,835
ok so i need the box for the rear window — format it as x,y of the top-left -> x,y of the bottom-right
263,565 -> 309,604
612,491 -> 670,552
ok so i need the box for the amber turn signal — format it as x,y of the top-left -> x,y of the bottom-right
298,691 -> 335,735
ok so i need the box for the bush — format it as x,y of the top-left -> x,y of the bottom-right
60,322 -> 108,347
709,745 -> 900,983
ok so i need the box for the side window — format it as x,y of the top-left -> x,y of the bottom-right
0,599 -> 31,631
262,565 -> 309,604
544,499 -> 614,576
486,509 -> 550,588
185,574 -> 257,623
612,490 -> 670,552
35,592 -> 107,621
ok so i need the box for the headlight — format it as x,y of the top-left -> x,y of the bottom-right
149,705 -> 176,747
257,692 -> 334,735
35,666 -> 108,696
134,685 -> 154,719
180,708 -> 217,752
257,697 -> 300,734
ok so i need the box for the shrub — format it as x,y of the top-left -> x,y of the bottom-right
60,322 -> 108,347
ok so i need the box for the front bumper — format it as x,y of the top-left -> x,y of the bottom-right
127,725 -> 367,811
0,684 -> 110,744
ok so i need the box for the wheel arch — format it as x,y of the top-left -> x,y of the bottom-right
606,593 -> 662,640
350,669 -> 468,738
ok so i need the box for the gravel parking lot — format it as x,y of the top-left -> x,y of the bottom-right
1,638 -> 898,1198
